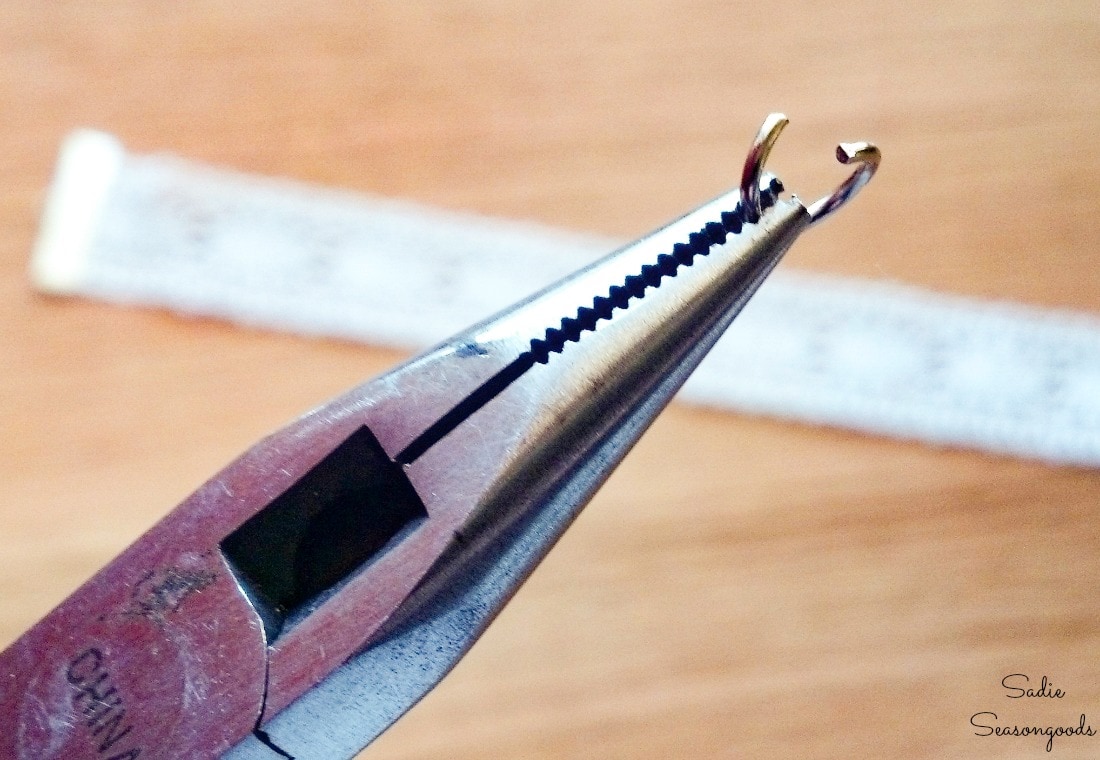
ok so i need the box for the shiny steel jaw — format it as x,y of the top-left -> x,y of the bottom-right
226,188 -> 811,759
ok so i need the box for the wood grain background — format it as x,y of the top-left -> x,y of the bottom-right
1,2 -> 1098,758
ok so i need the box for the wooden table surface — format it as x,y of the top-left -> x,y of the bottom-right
2,3 -> 1099,758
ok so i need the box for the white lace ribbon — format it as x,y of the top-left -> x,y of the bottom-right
31,130 -> 1100,467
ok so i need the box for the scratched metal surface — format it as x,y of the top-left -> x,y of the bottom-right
2,2 -> 1100,758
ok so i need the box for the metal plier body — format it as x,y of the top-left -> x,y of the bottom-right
0,115 -> 877,759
